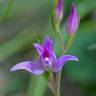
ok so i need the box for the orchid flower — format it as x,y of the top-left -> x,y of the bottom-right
10,36 -> 78,75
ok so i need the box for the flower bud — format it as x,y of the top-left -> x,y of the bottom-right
51,0 -> 63,31
55,0 -> 63,23
66,3 -> 79,36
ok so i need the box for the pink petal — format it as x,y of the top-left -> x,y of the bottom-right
33,43 -> 44,56
43,36 -> 53,50
52,55 -> 78,72
10,61 -> 44,75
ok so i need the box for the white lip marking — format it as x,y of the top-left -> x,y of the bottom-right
45,57 -> 50,64
43,57 -> 52,71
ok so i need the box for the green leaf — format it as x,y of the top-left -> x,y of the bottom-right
27,76 -> 47,96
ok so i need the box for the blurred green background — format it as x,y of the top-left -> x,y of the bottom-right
0,0 -> 96,96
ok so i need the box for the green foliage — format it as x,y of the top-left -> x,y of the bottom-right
0,0 -> 96,96
27,76 -> 47,96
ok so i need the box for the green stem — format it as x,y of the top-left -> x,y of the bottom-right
57,31 -> 64,54
55,27 -> 76,96
64,36 -> 74,53
48,72 -> 55,94
64,33 -> 77,53
56,25 -> 64,96
27,76 -> 47,96
56,71 -> 61,96
0,0 -> 14,22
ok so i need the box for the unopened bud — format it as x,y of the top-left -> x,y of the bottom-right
51,0 -> 63,31
66,3 -> 79,36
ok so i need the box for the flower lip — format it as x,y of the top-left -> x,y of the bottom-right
45,57 -> 51,65
40,48 -> 53,71
43,57 -> 53,71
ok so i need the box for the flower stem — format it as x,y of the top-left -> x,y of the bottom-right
56,25 -> 64,96
57,30 -> 64,54
64,33 -> 77,53
56,71 -> 61,96
55,25 -> 76,96
49,72 -> 56,94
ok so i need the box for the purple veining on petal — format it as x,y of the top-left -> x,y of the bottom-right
52,55 -> 78,72
10,61 -> 44,75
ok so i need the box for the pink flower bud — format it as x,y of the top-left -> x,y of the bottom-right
55,0 -> 63,23
66,3 -> 79,36
51,0 -> 63,31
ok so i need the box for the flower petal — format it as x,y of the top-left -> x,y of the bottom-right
58,55 -> 79,63
33,43 -> 44,55
10,61 -> 44,75
43,36 -> 53,50
52,55 -> 78,72
43,35 -> 49,46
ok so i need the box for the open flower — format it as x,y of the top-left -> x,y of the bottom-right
66,3 -> 79,36
10,36 -> 78,75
